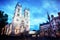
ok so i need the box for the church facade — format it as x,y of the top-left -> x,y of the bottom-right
4,3 -> 30,35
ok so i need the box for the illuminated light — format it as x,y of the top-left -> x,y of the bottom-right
51,34 -> 56,37
20,26 -> 25,33
38,35 -> 40,37
14,27 -> 20,35
8,30 -> 11,35
56,32 -> 60,36
6,27 -> 11,35
15,26 -> 20,29
29,31 -> 36,34
15,29 -> 20,35
32,35 -> 36,37
1,28 -> 4,35
45,33 -> 48,36
26,25 -> 29,31
40,32 -> 44,37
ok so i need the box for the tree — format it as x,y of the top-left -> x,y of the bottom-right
0,10 -> 8,35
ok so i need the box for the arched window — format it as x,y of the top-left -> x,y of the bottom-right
17,14 -> 19,16
18,8 -> 20,12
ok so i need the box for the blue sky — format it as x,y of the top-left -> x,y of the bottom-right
0,0 -> 60,30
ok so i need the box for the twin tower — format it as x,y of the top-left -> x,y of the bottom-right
6,3 -> 30,35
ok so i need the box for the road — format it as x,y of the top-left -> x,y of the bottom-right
0,35 -> 60,40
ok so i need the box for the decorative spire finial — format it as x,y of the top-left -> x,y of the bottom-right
15,2 -> 22,8
47,12 -> 50,22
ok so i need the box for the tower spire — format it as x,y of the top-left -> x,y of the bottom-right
47,12 -> 50,22
24,8 -> 30,31
14,2 -> 22,18
15,2 -> 22,8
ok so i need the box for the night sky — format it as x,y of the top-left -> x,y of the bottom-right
0,0 -> 60,30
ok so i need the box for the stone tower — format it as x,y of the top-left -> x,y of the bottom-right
24,9 -> 30,31
13,3 -> 22,27
12,3 -> 22,34
5,2 -> 30,35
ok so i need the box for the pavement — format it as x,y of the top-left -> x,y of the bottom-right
0,35 -> 60,40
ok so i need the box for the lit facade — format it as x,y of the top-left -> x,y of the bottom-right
4,3 -> 30,35
40,12 -> 60,37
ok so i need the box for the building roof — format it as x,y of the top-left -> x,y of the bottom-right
40,22 -> 49,26
40,16 -> 60,26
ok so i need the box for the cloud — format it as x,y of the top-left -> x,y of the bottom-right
30,25 -> 39,30
0,0 -> 59,30
30,17 -> 47,25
